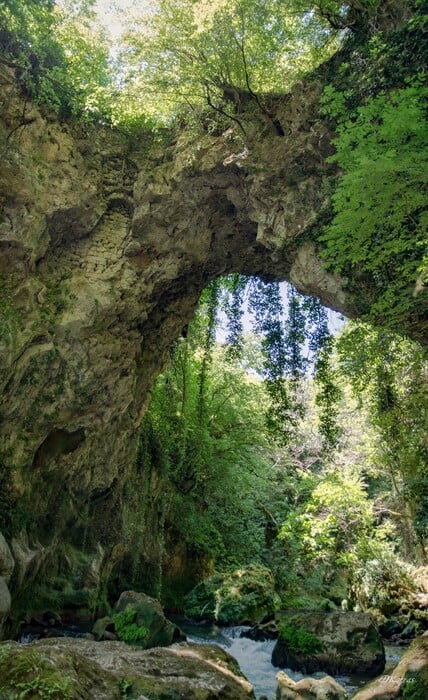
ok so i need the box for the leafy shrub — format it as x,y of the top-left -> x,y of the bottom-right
402,672 -> 428,700
278,623 -> 322,655
112,609 -> 149,643
320,82 -> 428,335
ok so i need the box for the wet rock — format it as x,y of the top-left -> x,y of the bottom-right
0,577 -> 11,623
352,632 -> 428,699
81,632 -> 95,640
272,611 -> 385,677
184,565 -> 279,624
92,616 -> 117,641
113,590 -> 185,648
244,617 -> 278,641
0,638 -> 256,699
276,671 -> 348,699
0,533 -> 14,583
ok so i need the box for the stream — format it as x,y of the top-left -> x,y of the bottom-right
174,617 -> 408,700
18,617 -> 408,699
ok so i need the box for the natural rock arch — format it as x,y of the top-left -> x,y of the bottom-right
0,13 -> 424,624
0,67 -> 352,519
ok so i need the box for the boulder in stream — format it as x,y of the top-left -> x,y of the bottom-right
0,638 -> 256,699
184,564 -> 278,624
272,611 -> 385,677
111,589 -> 185,648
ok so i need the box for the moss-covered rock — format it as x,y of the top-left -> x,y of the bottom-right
112,590 -> 184,648
272,611 -> 385,677
184,565 -> 278,624
0,641 -> 121,699
0,638 -> 256,699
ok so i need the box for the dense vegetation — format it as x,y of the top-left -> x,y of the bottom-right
0,0 -> 426,617
137,280 -> 427,611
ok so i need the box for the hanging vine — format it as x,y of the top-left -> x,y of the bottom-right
304,296 -> 343,452
245,279 -> 343,448
247,279 -> 295,444
222,273 -> 247,360
197,279 -> 221,422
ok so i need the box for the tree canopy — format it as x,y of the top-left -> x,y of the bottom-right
117,0 -> 338,120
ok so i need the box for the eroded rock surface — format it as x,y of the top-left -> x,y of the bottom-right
0,638 -> 256,699
276,671 -> 348,700
352,632 -> 428,700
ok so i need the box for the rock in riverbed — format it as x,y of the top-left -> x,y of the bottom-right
0,637 -> 256,699
272,611 -> 385,677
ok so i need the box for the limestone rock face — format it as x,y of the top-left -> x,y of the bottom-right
276,671 -> 348,700
0,638 -> 256,699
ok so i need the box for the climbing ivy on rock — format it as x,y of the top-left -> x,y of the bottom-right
320,81 -> 428,338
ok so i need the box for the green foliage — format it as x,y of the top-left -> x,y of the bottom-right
347,536 -> 416,612
402,671 -> 428,700
112,609 -> 149,643
140,320 -> 272,568
314,336 -> 342,451
0,0 -> 115,121
135,276 -> 300,575
279,471 -> 374,564
336,323 -> 428,553
276,461 -> 418,608
118,678 -> 134,699
120,0 -> 338,121
278,623 -> 323,654
320,82 -> 428,336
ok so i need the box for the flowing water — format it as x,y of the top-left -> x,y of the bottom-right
175,618 -> 409,700
18,617 -> 408,699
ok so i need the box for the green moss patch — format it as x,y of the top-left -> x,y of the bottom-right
278,623 -> 323,655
